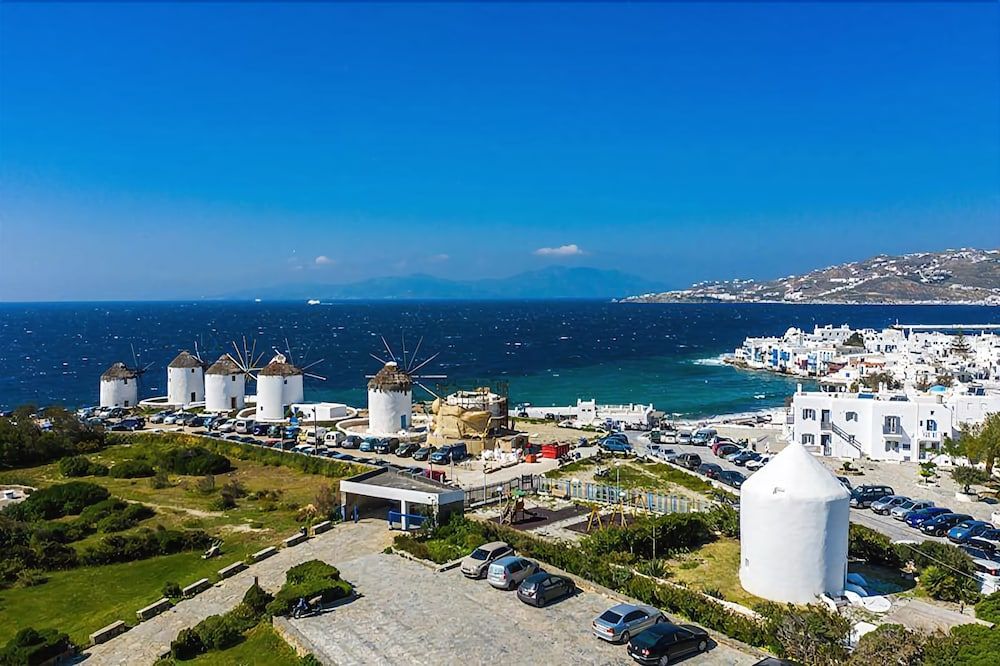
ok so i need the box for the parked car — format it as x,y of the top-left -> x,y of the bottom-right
696,463 -> 723,479
717,469 -> 746,489
948,520 -> 994,544
215,419 -> 236,433
732,451 -> 761,467
359,438 -> 377,453
675,453 -> 702,470
396,442 -> 420,458
968,529 -> 1000,555
412,445 -> 436,461
850,485 -> 895,509
890,498 -> 934,520
690,428 -> 717,446
905,506 -> 952,528
592,603 -> 664,644
836,476 -> 853,490
677,430 -> 692,445
342,435 -> 363,449
188,416 -> 207,428
745,455 -> 771,471
149,411 -> 172,424
162,412 -> 182,425
626,622 -> 710,665
486,556 -> 538,590
920,513 -> 974,537
516,572 -> 576,607
430,443 -> 469,464
460,541 -> 514,579
973,558 -> 1000,595
239,436 -> 256,444
600,439 -> 633,454
870,495 -> 910,515
714,444 -> 740,459
373,438 -> 399,454
175,412 -> 197,426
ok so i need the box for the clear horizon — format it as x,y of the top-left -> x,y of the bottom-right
1,3 -> 998,301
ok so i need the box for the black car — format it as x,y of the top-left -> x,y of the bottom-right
251,423 -> 270,436
373,438 -> 399,455
675,453 -> 701,470
717,470 -> 746,489
189,416 -> 207,428
516,572 -> 576,607
696,463 -> 722,479
342,435 -> 363,450
849,485 -> 895,509
396,442 -> 420,457
732,451 -> 761,467
412,446 -> 436,462
626,622 -> 709,665
239,436 -> 257,444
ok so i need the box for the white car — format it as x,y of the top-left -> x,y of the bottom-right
746,455 -> 771,471
162,412 -> 181,425
216,419 -> 236,433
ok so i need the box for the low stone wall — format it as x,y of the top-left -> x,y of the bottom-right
273,616 -> 330,664
89,620 -> 128,646
250,546 -> 278,563
182,578 -> 211,597
218,561 -> 247,579
283,532 -> 308,548
311,520 -> 333,536
136,598 -> 172,622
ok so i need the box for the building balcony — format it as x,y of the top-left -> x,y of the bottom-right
882,425 -> 904,439
918,431 -> 942,441
820,420 -> 832,431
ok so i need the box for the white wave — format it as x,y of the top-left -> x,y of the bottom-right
692,355 -> 727,366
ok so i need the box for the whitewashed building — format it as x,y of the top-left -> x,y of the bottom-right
740,442 -> 850,604
166,351 -> 204,406
519,399 -> 655,428
100,362 -> 139,408
367,361 -> 413,436
255,354 -> 304,422
205,354 -> 245,413
790,384 -> 1000,462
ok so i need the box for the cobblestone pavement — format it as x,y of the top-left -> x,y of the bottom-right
290,553 -> 759,666
83,520 -> 392,665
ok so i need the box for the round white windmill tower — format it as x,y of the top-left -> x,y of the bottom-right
167,350 -> 205,406
205,354 -> 246,413
367,361 -> 413,435
739,442 -> 850,604
100,362 -> 139,408
256,353 -> 303,422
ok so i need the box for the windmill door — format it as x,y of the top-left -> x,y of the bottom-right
231,397 -> 237,409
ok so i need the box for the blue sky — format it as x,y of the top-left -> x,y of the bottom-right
1,2 -> 998,301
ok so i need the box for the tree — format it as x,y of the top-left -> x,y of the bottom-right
918,462 -> 937,484
952,465 -> 990,494
860,371 -> 900,392
764,604 -> 851,666
848,624 -> 925,666
921,565 -> 979,603
950,330 -> 972,358
314,484 -> 337,519
964,413 -> 1000,475
844,332 -> 865,348
935,373 -> 955,387
914,376 -> 932,392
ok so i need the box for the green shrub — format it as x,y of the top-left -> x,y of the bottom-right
2,482 -> 110,521
267,560 -> 352,617
0,627 -> 74,665
169,627 -> 204,660
907,541 -> 979,603
58,455 -> 108,477
194,614 -> 241,651
158,447 -> 232,475
80,527 -> 211,565
241,582 -> 274,615
975,591 -> 1000,623
848,523 -> 903,568
163,581 -> 182,598
925,623 -> 1000,665
109,459 -> 155,479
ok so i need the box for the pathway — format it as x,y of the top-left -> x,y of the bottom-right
82,520 -> 392,665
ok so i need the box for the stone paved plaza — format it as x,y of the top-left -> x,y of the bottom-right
287,553 -> 758,666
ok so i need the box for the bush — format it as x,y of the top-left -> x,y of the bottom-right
953,465 -> 990,494
194,614 -> 241,651
159,447 -> 232,475
170,627 -> 204,660
975,591 -> 1000,623
921,565 -> 979,603
109,459 -> 155,479
149,468 -> 170,489
241,581 -> 273,615
925,623 -> 1000,665
757,602 -> 851,665
80,527 -> 211,566
58,455 -> 108,477
163,581 -> 182,598
848,523 -> 904,568
907,541 -> 979,602
267,560 -> 352,617
3,482 -> 110,521
847,624 -> 926,666
0,627 -> 74,665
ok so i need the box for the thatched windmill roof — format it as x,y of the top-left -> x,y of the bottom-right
259,353 -> 303,377
101,362 -> 138,381
206,354 -> 241,376
368,361 -> 413,392
168,350 -> 204,369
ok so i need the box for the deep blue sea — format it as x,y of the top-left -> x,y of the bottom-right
1,301 -> 998,418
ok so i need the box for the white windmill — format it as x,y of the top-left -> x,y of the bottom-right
166,342 -> 207,407
366,334 -> 446,436
255,338 -> 325,422
99,344 -> 154,409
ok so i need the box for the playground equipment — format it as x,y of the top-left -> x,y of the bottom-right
499,490 -> 534,525
202,539 -> 223,559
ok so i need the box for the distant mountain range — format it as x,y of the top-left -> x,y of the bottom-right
227,266 -> 668,300
619,249 -> 1000,305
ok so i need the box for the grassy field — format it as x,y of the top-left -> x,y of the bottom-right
186,622 -> 302,666
547,457 -> 715,497
0,436 -> 361,646
666,538 -> 762,607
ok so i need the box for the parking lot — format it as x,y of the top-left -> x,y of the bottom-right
288,553 -> 758,666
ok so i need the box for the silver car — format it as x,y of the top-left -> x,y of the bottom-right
890,499 -> 934,520
486,556 -> 538,590
592,603 -> 664,643
871,495 -> 910,515
461,541 -> 513,579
